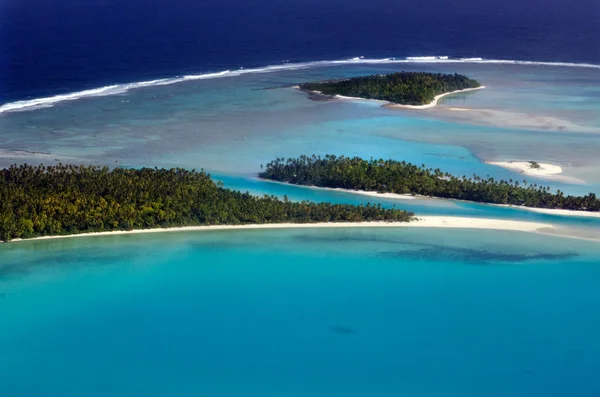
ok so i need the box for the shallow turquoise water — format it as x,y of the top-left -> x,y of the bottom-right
1,228 -> 600,396
2,63 -> 600,192
214,174 -> 600,233
2,63 -> 600,396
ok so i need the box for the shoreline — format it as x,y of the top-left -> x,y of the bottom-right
5,216 -> 553,244
514,207 -> 600,219
485,160 -> 583,182
385,86 -> 486,110
309,185 -> 418,200
257,178 -> 600,219
484,160 -> 586,184
299,86 -> 486,110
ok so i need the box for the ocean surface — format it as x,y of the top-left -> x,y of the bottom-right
2,1 -> 600,396
2,0 -> 600,102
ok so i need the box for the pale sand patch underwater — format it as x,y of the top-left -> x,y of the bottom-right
0,149 -> 86,168
435,107 -> 600,134
6,216 -> 553,243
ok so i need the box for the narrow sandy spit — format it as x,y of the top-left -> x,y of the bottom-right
517,207 -> 600,219
5,216 -> 554,244
299,86 -> 485,109
310,186 -> 418,200
259,179 -> 599,218
486,160 -> 587,184
385,86 -> 486,109
252,178 -> 421,201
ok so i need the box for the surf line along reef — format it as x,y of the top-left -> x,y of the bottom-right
259,155 -> 600,212
298,71 -> 484,108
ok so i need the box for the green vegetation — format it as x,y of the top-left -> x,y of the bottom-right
529,161 -> 541,169
299,72 -> 481,105
260,155 -> 600,212
0,164 -> 414,241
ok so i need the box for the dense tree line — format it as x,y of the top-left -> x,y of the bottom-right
260,155 -> 600,212
299,72 -> 481,105
0,164 -> 414,241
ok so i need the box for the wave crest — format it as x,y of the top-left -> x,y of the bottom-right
2,56 -> 599,114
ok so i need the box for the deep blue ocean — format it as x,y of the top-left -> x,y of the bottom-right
1,0 -> 599,102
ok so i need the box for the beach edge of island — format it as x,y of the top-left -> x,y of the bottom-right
5,216 -> 555,244
296,86 -> 487,110
257,178 -> 600,219
384,86 -> 487,110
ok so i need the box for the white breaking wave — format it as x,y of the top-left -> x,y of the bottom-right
2,56 -> 599,114
406,56 -> 449,60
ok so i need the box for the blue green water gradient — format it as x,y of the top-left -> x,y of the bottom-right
2,63 -> 600,191
2,62 -> 600,396
2,228 -> 600,397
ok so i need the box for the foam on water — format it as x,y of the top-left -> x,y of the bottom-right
2,56 -> 599,114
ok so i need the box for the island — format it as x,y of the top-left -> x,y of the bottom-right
259,155 -> 600,212
486,161 -> 564,178
0,164 -> 413,242
299,72 -> 483,107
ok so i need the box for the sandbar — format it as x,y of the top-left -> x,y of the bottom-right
487,161 -> 562,177
305,183 -> 599,219
516,207 -> 600,219
485,160 -> 585,184
313,186 -> 417,200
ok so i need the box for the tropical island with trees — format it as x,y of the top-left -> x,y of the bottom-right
299,72 -> 482,106
259,155 -> 600,212
0,164 -> 414,241
5,155 -> 594,242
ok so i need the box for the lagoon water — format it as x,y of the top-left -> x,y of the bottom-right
2,63 -> 600,191
2,228 -> 600,397
2,10 -> 600,394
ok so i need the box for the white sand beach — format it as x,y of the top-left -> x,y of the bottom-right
487,161 -> 563,177
517,207 -> 600,219
263,180 -> 599,218
6,216 -> 553,243
315,186 -> 418,200
309,183 -> 600,219
256,178 -> 422,201
485,160 -> 585,183
333,94 -> 389,105
385,86 -> 486,110
300,86 -> 485,109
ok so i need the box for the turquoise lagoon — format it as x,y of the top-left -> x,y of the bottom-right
2,228 -> 600,396
2,63 -> 600,189
1,62 -> 600,396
